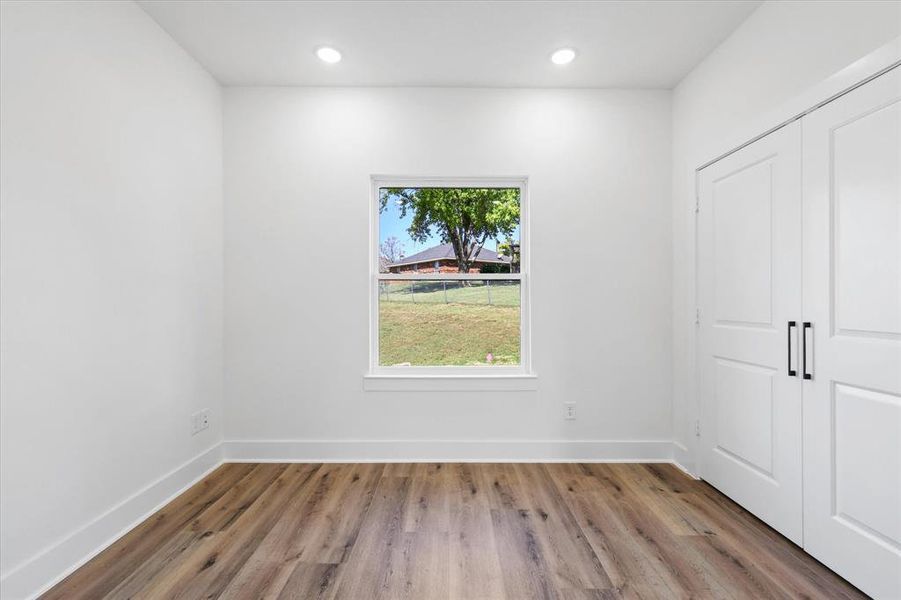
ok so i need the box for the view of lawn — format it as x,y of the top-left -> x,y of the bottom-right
377,186 -> 522,367
379,281 -> 520,366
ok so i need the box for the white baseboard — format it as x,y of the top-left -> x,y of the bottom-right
0,443 -> 224,600
223,439 -> 675,463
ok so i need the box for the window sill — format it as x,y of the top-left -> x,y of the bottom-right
363,373 -> 538,392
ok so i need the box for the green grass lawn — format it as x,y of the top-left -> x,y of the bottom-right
379,299 -> 520,366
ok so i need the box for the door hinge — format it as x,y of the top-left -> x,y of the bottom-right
695,193 -> 700,213
695,307 -> 700,325
695,420 -> 701,437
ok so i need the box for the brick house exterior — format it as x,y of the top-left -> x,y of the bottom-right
385,242 -> 512,274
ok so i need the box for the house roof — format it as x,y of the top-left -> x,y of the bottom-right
389,243 -> 510,268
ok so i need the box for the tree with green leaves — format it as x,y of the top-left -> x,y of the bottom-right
497,238 -> 521,273
379,187 -> 520,273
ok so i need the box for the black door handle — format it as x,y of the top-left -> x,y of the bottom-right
787,321 -> 797,376
802,322 -> 813,380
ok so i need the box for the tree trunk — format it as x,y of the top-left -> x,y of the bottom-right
448,228 -> 489,275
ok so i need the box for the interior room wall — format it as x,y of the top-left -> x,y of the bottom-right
0,1 -> 224,596
670,0 -> 901,472
10,0 -> 894,595
223,87 -> 673,457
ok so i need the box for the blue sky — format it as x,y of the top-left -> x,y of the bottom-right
379,194 -> 519,257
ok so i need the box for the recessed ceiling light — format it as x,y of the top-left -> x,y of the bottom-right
550,48 -> 576,66
316,46 -> 342,64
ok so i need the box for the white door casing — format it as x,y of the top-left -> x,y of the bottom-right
801,65 -> 901,600
697,121 -> 804,544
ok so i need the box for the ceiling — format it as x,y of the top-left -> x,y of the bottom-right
137,1 -> 761,88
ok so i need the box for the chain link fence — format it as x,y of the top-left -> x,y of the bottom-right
379,280 -> 520,307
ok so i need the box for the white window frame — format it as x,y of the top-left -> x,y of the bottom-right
368,175 -> 533,380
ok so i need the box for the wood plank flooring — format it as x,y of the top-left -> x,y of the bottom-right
43,463 -> 865,599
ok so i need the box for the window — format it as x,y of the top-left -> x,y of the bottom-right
370,177 -> 530,376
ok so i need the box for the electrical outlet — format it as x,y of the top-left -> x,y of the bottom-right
564,402 -> 576,420
191,409 -> 211,435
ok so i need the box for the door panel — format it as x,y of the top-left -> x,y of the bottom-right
833,96 -> 901,336
833,384 -> 901,549
802,66 -> 901,600
713,160 -> 774,326
714,358 -> 776,478
698,121 -> 803,544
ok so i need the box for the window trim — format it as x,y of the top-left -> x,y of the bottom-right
369,175 -> 532,378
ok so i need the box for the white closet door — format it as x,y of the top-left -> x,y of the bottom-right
697,121 -> 803,544
802,66 -> 901,600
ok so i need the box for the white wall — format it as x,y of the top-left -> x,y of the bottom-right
0,1 -> 223,596
224,88 -> 673,455
671,0 -> 901,472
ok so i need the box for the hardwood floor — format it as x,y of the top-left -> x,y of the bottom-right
43,463 -> 865,599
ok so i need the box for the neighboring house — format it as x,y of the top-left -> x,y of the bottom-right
386,242 -> 511,273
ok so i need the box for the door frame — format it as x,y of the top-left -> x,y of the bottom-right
683,37 -> 901,477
